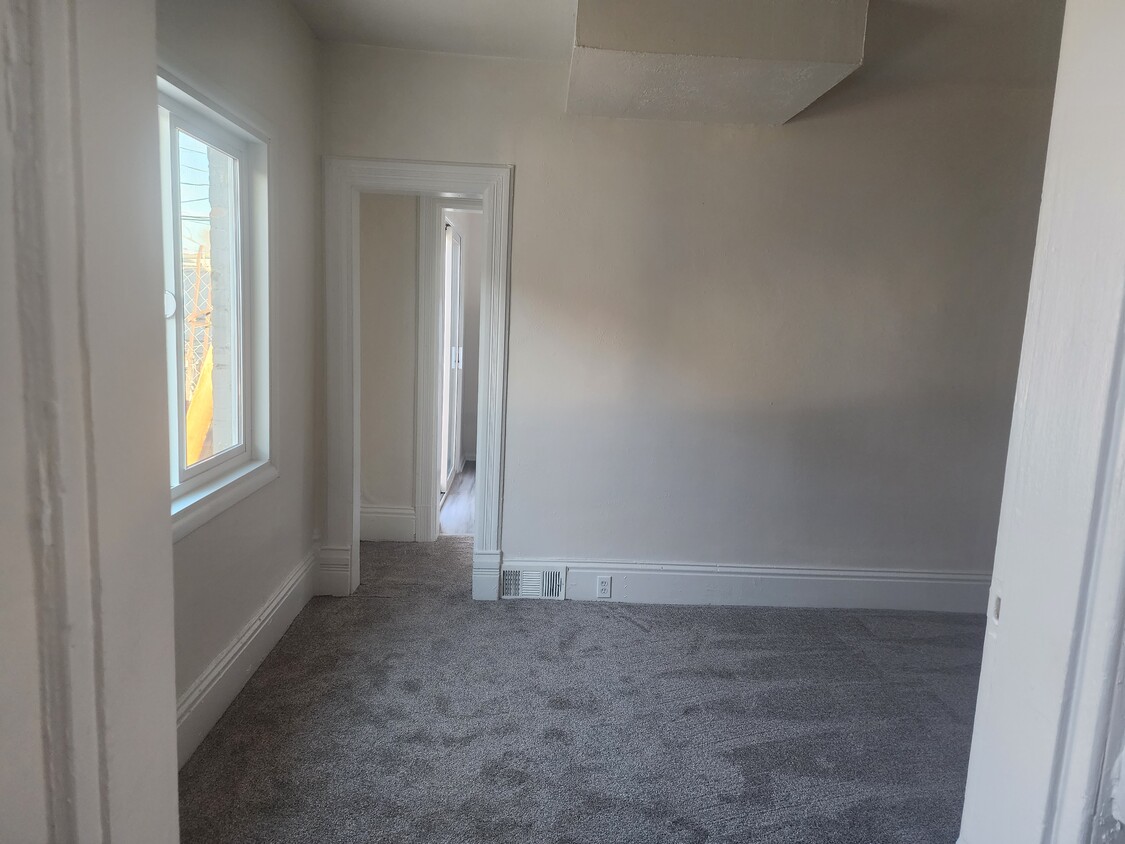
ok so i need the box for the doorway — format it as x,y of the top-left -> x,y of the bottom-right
438,208 -> 483,536
322,158 -> 513,599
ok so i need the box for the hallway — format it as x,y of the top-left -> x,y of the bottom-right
178,538 -> 984,843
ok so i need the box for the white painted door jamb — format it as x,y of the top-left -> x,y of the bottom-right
958,1 -> 1125,840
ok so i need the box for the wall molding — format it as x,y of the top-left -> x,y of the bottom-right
324,157 -> 514,598
315,545 -> 354,597
359,504 -> 416,541
176,545 -> 319,765
473,549 -> 502,600
503,556 -> 991,613
171,459 -> 278,542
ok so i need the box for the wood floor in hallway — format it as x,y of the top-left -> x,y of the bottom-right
439,461 -> 475,536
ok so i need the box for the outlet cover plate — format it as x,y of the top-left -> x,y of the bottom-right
596,575 -> 612,599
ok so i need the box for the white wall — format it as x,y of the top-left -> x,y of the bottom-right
156,0 -> 323,762
447,209 -> 483,461
323,0 -> 1061,580
360,193 -> 418,517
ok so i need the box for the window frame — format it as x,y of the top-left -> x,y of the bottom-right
162,102 -> 251,491
158,70 -> 275,541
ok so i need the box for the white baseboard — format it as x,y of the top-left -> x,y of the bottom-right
359,504 -> 415,541
314,545 -> 354,597
502,557 -> 990,614
176,545 -> 319,766
472,549 -> 501,600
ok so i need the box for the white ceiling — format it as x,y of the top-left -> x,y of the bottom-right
289,0 -> 579,60
289,0 -> 1063,92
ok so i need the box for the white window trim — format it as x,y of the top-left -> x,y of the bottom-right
161,103 -> 250,489
159,70 -> 275,541
171,459 -> 278,542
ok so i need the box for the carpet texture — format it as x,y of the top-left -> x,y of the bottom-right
179,538 -> 984,843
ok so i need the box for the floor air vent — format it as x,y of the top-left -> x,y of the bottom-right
501,568 -> 564,600
542,570 -> 563,598
501,570 -> 521,598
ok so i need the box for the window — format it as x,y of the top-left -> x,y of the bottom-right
159,74 -> 273,537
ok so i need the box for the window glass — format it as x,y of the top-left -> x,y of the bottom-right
176,128 -> 241,468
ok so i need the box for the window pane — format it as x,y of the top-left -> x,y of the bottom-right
178,129 -> 241,468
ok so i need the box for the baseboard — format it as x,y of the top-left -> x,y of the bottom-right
502,557 -> 991,614
314,545 -> 354,596
472,549 -> 501,600
359,504 -> 415,541
176,545 -> 319,766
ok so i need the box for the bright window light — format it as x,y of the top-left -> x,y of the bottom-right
159,79 -> 265,501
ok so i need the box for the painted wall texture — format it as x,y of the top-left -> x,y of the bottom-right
156,0 -> 323,744
360,193 -> 418,511
324,0 -> 1063,574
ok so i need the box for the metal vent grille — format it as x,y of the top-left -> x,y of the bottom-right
542,570 -> 563,599
501,568 -> 565,600
519,570 -> 543,598
501,570 -> 521,598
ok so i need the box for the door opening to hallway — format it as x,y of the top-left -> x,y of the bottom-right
439,208 -> 482,536
355,193 -> 484,545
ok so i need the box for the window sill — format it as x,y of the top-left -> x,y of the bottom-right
171,459 -> 278,543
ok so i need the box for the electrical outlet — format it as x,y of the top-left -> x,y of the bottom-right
596,576 -> 612,599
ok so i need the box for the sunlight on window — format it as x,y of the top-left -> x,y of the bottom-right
177,129 -> 240,468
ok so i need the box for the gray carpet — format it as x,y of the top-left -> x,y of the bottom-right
179,537 -> 984,843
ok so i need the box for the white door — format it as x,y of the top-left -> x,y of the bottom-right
439,222 -> 463,496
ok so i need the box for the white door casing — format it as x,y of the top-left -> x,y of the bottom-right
440,220 -> 464,496
958,1 -> 1125,841
322,158 -> 512,599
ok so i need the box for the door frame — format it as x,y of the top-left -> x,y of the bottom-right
322,158 -> 513,600
957,0 -> 1125,839
439,218 -> 464,496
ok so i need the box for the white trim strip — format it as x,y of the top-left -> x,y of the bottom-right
314,546 -> 354,597
171,459 -> 279,542
504,557 -> 991,613
359,505 -> 416,542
